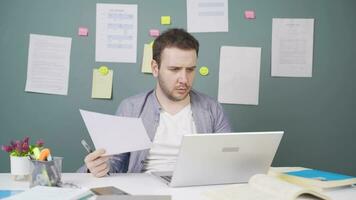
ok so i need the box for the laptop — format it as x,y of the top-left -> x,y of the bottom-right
152,131 -> 284,187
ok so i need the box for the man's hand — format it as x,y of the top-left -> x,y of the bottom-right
84,149 -> 110,177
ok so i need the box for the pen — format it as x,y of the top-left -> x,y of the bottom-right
81,139 -> 110,176
81,139 -> 93,153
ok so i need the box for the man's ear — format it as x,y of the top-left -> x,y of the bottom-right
151,59 -> 159,78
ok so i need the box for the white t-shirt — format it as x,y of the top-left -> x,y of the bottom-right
142,104 -> 197,173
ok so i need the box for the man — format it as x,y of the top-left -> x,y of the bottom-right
81,28 -> 231,177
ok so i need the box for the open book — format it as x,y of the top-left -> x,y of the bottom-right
270,167 -> 356,190
204,174 -> 330,200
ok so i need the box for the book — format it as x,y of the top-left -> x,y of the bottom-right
0,190 -> 23,199
204,174 -> 330,200
4,186 -> 93,200
270,167 -> 356,190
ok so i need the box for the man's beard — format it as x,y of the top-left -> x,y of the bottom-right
158,76 -> 190,102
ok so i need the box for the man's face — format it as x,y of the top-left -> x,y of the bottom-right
152,47 -> 197,102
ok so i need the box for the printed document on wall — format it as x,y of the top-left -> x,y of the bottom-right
96,3 -> 137,63
218,46 -> 261,105
187,0 -> 228,32
271,18 -> 314,77
25,34 -> 72,95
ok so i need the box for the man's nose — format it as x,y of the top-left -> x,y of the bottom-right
178,71 -> 188,83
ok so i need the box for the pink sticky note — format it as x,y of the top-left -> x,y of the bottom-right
149,29 -> 160,37
78,27 -> 89,36
244,10 -> 256,19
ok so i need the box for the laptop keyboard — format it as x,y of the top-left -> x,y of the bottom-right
161,175 -> 172,183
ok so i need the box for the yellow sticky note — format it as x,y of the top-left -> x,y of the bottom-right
199,66 -> 209,76
141,44 -> 153,73
161,16 -> 171,25
91,68 -> 113,99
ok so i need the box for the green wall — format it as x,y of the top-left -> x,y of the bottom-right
1,0 -> 355,175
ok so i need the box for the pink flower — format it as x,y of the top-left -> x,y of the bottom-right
15,140 -> 22,153
1,145 -> 13,153
22,142 -> 29,152
2,137 -> 45,156
36,139 -> 44,147
23,136 -> 30,145
10,140 -> 16,149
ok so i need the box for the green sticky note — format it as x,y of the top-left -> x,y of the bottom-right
199,66 -> 209,76
141,44 -> 153,74
98,66 -> 109,75
161,16 -> 171,25
91,68 -> 113,99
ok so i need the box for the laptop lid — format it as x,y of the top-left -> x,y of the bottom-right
169,131 -> 284,187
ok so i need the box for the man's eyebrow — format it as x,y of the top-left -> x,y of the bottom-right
167,66 -> 196,69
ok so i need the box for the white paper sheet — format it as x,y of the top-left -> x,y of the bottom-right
271,18 -> 314,77
218,46 -> 261,105
96,3 -> 137,63
187,0 -> 228,33
79,109 -> 152,156
25,34 -> 72,95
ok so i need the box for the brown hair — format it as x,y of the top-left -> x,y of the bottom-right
153,28 -> 199,67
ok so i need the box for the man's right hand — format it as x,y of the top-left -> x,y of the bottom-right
84,149 -> 110,178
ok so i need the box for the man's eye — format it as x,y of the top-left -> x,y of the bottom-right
170,68 -> 179,71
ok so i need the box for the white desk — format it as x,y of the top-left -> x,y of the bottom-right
1,173 -> 356,200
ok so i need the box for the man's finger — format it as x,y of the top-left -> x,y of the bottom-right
84,149 -> 105,163
94,167 -> 110,178
89,157 -> 109,170
91,162 -> 109,175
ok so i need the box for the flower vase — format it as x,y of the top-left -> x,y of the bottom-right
10,156 -> 30,181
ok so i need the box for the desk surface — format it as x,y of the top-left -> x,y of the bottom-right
1,173 -> 356,200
